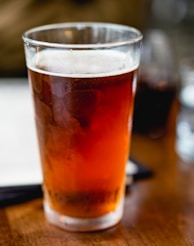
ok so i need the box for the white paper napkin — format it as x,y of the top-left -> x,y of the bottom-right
0,79 -> 42,187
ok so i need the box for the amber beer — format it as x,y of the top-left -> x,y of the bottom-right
28,50 -> 137,218
23,22 -> 142,231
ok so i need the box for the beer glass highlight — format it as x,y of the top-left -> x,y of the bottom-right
22,23 -> 142,231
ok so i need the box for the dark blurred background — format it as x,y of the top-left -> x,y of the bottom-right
0,0 -> 151,77
0,0 -> 193,78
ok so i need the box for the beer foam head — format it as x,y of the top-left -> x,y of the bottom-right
29,49 -> 138,77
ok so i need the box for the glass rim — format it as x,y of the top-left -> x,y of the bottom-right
22,22 -> 143,49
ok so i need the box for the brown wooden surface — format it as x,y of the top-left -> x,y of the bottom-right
1,100 -> 194,246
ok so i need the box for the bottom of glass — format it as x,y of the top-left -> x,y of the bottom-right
44,197 -> 124,232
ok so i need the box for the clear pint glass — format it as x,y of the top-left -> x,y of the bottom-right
22,22 -> 142,232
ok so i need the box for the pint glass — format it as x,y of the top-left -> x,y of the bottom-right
22,22 -> 142,232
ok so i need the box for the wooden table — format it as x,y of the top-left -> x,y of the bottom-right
1,101 -> 194,246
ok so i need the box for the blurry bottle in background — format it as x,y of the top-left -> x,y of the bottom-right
132,30 -> 178,138
176,57 -> 194,163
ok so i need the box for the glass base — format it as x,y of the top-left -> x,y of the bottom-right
44,197 -> 124,232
